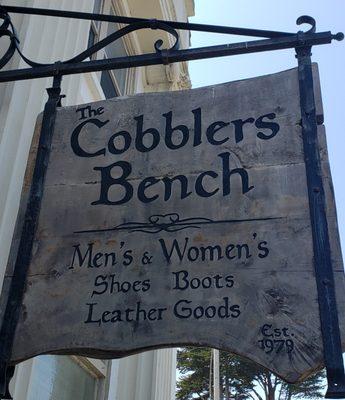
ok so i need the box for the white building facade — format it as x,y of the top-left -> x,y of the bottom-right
0,1 -> 194,399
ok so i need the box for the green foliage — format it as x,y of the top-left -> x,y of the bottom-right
177,348 -> 211,399
176,347 -> 326,400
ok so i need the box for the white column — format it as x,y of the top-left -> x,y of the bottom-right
152,348 -> 177,400
213,349 -> 220,400
0,1 -> 93,398
0,0 -> 93,291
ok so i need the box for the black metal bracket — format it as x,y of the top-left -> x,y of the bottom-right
296,45 -> 345,399
0,363 -> 14,400
0,5 -> 344,400
0,74 -> 63,400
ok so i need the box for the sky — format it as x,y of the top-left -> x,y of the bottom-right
188,0 -> 345,256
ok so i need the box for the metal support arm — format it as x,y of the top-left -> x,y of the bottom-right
0,7 -> 343,83
0,30 -> 342,83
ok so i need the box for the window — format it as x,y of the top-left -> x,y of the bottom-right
27,355 -> 106,400
101,8 -> 128,97
88,0 -> 103,52
88,1 -> 129,98
100,69 -> 119,99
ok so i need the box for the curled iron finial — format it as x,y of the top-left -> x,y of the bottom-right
150,20 -> 179,53
0,8 -> 180,71
333,32 -> 344,41
296,16 -> 316,34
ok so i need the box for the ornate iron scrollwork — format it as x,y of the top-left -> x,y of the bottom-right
0,10 -> 18,69
0,7 -> 179,70
0,7 -> 342,83
67,19 -> 179,64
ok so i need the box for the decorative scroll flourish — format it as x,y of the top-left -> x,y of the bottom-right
74,213 -> 284,235
0,10 -> 18,69
0,7 -> 179,71
296,15 -> 316,34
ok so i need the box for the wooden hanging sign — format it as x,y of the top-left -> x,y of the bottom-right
2,65 -> 344,383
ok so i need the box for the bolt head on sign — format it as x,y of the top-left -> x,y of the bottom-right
2,65 -> 345,383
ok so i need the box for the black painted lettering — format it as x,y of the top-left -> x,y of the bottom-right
148,309 -> 157,321
173,270 -> 189,290
111,310 -> 123,322
71,118 -> 109,157
192,107 -> 202,147
110,274 -> 120,293
225,275 -> 234,288
261,324 -> 273,337
108,131 -> 131,154
214,274 -> 223,289
142,279 -> 151,292
225,244 -> 236,260
274,328 -> 282,337
76,105 -> 104,120
255,113 -> 280,140
200,245 -> 223,261
134,115 -> 160,152
123,250 -> 133,266
236,244 -> 252,259
231,117 -> 255,143
195,171 -> 219,197
84,303 -> 101,326
93,252 -> 103,267
194,306 -> 204,319
205,306 -> 216,318
187,246 -> 199,262
121,281 -> 131,293
159,237 -> 189,263
218,297 -> 230,318
163,111 -> 189,150
92,275 -> 108,297
206,121 -> 229,145
230,304 -> 241,318
138,177 -> 159,203
92,161 -> 133,205
258,241 -> 269,258
174,299 -> 192,319
135,302 -> 147,321
70,243 -> 94,269
190,277 -> 201,289
157,308 -> 167,320
124,308 -> 133,322
162,175 -> 192,201
104,251 -> 116,267
202,277 -> 212,288
282,328 -> 290,337
102,311 -> 111,323
219,151 -> 254,196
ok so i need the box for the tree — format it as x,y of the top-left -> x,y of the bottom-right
176,347 -> 325,400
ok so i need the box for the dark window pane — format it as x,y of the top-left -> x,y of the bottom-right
101,70 -> 119,99
88,27 -> 96,49
105,9 -> 127,94
93,0 -> 102,14
93,0 -> 103,29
